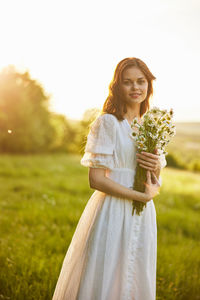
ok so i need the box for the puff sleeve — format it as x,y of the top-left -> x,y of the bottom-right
80,114 -> 117,170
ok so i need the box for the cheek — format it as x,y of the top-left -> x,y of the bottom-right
142,84 -> 148,96
121,85 -> 129,94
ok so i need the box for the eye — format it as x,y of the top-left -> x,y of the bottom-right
123,81 -> 130,85
138,80 -> 145,84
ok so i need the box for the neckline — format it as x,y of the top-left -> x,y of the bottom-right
124,117 -> 142,127
123,119 -> 137,142
124,118 -> 132,130
124,118 -> 131,127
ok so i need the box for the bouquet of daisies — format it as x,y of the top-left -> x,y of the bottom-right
131,107 -> 176,216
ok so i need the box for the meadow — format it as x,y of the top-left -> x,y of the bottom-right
0,153 -> 200,300
166,122 -> 200,170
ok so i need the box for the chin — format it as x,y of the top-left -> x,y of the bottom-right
128,98 -> 144,104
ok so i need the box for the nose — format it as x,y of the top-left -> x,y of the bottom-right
131,82 -> 139,90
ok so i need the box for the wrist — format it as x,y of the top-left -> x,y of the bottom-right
143,193 -> 151,203
130,189 -> 151,203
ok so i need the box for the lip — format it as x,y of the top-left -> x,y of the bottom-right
129,93 -> 141,98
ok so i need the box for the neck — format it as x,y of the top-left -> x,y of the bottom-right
124,103 -> 141,122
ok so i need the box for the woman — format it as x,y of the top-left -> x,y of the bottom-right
52,57 -> 167,300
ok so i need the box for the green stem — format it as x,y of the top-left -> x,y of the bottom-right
132,164 -> 147,215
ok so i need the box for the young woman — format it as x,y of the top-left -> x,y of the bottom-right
52,57 -> 167,300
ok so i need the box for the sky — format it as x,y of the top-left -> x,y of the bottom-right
0,0 -> 199,122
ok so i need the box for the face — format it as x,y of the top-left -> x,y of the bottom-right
120,66 -> 148,105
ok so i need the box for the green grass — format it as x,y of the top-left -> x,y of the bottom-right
156,168 -> 200,299
0,154 -> 200,300
166,122 -> 200,169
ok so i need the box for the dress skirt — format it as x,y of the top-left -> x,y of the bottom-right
52,168 -> 157,300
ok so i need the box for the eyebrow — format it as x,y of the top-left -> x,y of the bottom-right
123,77 -> 145,80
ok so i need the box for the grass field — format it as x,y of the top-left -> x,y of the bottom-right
0,153 -> 200,300
166,122 -> 200,168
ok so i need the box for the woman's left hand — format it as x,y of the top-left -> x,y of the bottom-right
136,149 -> 161,172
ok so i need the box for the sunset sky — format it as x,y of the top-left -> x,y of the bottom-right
0,0 -> 199,122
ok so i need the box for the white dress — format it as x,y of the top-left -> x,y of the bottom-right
52,113 -> 167,300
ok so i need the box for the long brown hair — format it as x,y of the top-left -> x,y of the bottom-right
102,57 -> 156,120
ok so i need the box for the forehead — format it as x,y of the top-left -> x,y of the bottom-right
122,66 -> 145,79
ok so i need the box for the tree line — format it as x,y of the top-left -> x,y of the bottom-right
0,65 -> 199,172
0,66 -> 99,154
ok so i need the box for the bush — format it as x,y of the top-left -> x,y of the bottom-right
166,153 -> 185,169
190,160 -> 200,172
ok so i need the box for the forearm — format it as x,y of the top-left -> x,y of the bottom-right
90,175 -> 148,203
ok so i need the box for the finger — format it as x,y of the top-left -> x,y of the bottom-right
153,148 -> 159,154
139,164 -> 155,171
137,158 -> 156,168
139,152 -> 160,159
146,170 -> 151,184
136,154 -> 158,164
151,172 -> 161,186
144,170 -> 150,186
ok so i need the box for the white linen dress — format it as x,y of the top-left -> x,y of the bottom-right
52,113 -> 167,300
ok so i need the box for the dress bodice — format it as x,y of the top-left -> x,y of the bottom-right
81,113 -> 167,188
113,117 -> 137,170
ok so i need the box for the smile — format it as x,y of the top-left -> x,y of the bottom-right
129,93 -> 141,98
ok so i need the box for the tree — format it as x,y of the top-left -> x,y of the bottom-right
49,113 -> 77,153
78,108 -> 101,154
0,65 -> 57,153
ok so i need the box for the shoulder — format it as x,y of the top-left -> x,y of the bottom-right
94,113 -> 118,127
89,113 -> 118,137
86,113 -> 117,152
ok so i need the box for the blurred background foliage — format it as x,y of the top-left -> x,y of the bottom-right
0,67 -> 199,300
0,66 -> 100,155
0,66 -> 199,172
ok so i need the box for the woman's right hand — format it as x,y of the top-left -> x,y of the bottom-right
144,170 -> 161,202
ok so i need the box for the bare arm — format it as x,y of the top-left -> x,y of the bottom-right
89,168 -> 159,203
